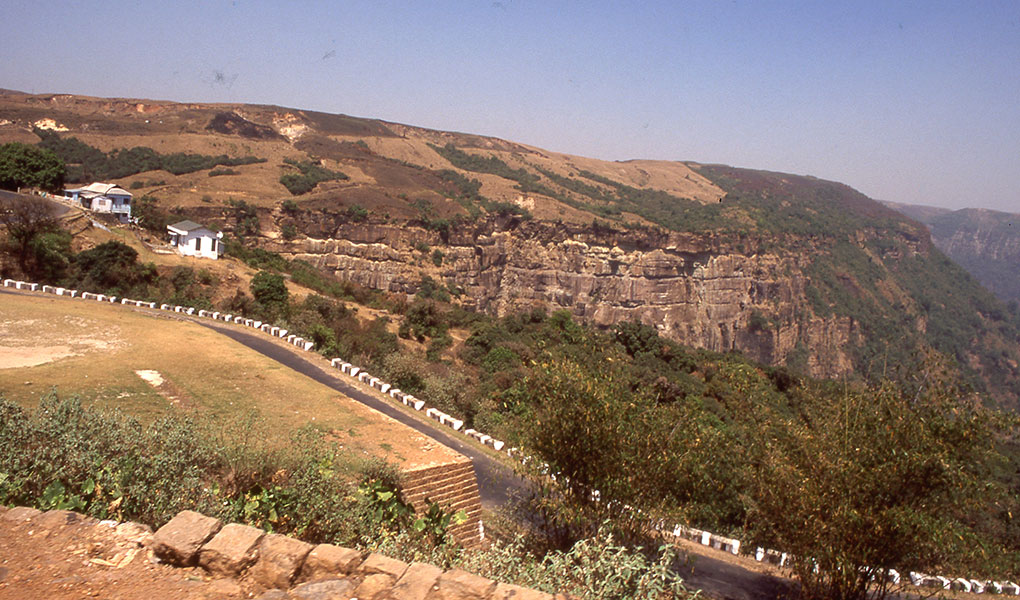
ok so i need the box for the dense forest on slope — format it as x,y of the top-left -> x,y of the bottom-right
692,166 -> 1020,405
413,146 -> 1020,405
34,127 -> 265,183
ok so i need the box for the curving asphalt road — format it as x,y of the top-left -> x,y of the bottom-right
193,319 -> 528,510
0,189 -> 72,219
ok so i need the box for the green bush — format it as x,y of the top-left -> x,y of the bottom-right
68,241 -> 158,298
0,142 -> 65,191
455,528 -> 692,600
279,158 -> 348,195
34,128 -> 265,182
250,270 -> 289,313
0,394 -> 407,545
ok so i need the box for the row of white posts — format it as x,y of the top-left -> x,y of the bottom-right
7,278 -> 1016,592
327,357 -> 509,453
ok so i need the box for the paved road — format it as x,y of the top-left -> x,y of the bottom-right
0,189 -> 72,218
193,319 -> 527,510
676,554 -> 798,600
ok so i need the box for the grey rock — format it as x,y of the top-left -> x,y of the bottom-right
391,562 -> 444,600
426,569 -> 497,600
299,544 -> 364,582
290,578 -> 358,600
357,552 -> 409,580
249,533 -> 314,589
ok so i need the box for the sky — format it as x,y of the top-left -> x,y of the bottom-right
2,1 -> 1018,212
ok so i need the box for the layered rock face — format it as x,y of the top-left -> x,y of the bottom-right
928,209 -> 1020,304
274,219 -> 857,379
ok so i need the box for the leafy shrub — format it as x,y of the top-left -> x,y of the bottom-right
0,142 -> 65,191
279,158 -> 348,195
346,204 -> 369,222
250,270 -> 289,313
0,394 -> 409,546
133,194 -> 172,233
227,199 -> 260,238
452,528 -> 691,600
34,128 -> 264,182
68,240 -> 158,298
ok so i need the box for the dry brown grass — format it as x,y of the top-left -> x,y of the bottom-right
0,291 -> 450,468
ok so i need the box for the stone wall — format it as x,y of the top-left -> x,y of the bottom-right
0,505 -> 559,599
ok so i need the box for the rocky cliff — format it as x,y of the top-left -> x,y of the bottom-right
262,217 -> 863,379
928,209 -> 1020,305
886,203 -> 1020,305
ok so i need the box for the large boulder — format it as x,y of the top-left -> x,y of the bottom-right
299,544 -> 364,582
426,569 -> 497,600
198,523 -> 265,576
390,562 -> 444,600
249,533 -> 314,589
151,510 -> 223,566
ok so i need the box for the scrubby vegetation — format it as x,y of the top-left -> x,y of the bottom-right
34,128 -> 265,183
0,393 -> 397,544
0,392 -> 698,599
278,157 -> 348,195
5,148 -> 1020,598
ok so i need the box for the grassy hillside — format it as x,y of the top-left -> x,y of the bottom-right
0,292 -> 444,468
3,91 -> 1019,407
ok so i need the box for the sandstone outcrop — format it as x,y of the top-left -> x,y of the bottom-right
270,218 -> 858,378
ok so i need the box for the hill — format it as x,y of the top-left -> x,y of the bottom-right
2,90 -> 1019,406
886,201 -> 1020,306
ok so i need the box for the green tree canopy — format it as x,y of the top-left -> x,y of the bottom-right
742,364 -> 1004,600
0,142 -> 66,191
69,240 -> 158,297
250,270 -> 289,310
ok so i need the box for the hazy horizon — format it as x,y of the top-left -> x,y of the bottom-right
2,1 -> 1017,213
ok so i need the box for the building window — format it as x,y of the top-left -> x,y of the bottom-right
196,237 -> 203,252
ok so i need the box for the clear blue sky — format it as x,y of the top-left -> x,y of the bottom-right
2,1 -> 1018,212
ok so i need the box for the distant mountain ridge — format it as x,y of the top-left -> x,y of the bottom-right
885,201 -> 1020,306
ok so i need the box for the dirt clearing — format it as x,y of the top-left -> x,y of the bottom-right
0,291 -> 450,469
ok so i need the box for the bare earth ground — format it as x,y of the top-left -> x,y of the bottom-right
0,290 -> 457,470
0,507 -> 242,600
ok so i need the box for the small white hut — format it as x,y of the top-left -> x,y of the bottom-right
167,220 -> 223,260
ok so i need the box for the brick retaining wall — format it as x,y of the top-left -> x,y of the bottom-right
402,457 -> 484,548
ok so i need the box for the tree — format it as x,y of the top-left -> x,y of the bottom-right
70,241 -> 157,297
0,194 -> 63,276
0,143 -> 65,191
743,364 -> 1002,600
250,270 -> 289,313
